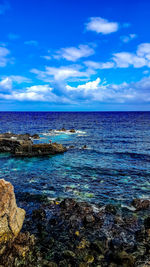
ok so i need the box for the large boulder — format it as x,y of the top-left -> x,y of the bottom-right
0,179 -> 25,244
0,133 -> 32,153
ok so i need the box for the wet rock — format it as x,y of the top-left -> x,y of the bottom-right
0,138 -> 21,153
69,129 -> 75,133
91,240 -> 106,254
84,254 -> 94,263
62,250 -> 76,259
14,142 -> 67,157
0,132 -> 67,157
32,209 -> 46,221
131,199 -> 150,211
58,128 -> 66,132
144,216 -> 150,229
0,179 -> 25,243
31,134 -> 40,139
105,204 -> 117,215
84,214 -> 95,224
0,133 -> 32,153
77,239 -> 90,249
113,251 -> 135,266
46,262 -> 58,267
60,198 -> 77,211
79,263 -> 88,267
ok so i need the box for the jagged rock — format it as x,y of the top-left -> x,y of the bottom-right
0,133 -> 67,157
0,179 -> 25,244
131,199 -> 150,211
0,133 -> 32,153
31,134 -> 40,139
58,127 -> 66,132
69,129 -> 76,133
14,142 -> 67,157
144,216 -> 150,229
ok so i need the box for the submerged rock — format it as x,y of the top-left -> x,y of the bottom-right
0,179 -> 25,244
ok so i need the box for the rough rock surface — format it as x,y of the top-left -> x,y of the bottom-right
0,133 -> 67,157
14,142 -> 67,157
0,179 -> 25,243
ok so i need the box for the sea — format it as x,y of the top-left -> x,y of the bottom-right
0,111 -> 150,209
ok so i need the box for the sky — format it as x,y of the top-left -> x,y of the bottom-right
0,0 -> 150,111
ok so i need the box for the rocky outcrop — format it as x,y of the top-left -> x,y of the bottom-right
0,133 -> 67,157
23,197 -> 150,266
132,198 -> 150,211
69,129 -> 76,133
0,179 -> 25,244
14,142 -> 67,157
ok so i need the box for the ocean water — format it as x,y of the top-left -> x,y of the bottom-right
0,111 -> 150,207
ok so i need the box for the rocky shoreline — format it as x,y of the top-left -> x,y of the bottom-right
0,133 -> 67,157
0,179 -> 150,267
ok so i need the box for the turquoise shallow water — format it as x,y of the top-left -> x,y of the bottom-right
0,111 -> 150,206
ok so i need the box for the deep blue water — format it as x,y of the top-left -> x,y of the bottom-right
0,111 -> 150,207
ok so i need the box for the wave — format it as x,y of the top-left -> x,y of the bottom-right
42,129 -> 86,136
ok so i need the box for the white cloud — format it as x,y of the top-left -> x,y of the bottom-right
0,83 -> 72,103
0,77 -> 12,90
66,77 -> 101,92
83,43 -> 150,70
11,85 -> 53,101
86,17 -> 119,34
1,75 -> 150,105
0,75 -> 31,85
137,43 -> 150,60
55,44 -> 95,62
0,75 -> 32,94
120,34 -> 137,43
9,75 -> 31,84
113,52 -> 147,68
65,76 -> 150,103
26,84 -> 52,93
84,60 -> 114,69
31,65 -> 90,82
0,46 -> 10,67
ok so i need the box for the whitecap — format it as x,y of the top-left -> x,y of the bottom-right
121,204 -> 136,211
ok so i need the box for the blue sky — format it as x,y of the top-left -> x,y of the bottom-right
0,0 -> 150,111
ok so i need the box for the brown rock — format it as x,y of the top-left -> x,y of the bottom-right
69,129 -> 76,133
0,179 -> 25,244
31,134 -> 40,139
132,199 -> 150,211
14,142 -> 67,157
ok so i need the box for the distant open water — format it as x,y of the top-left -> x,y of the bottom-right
0,111 -> 150,207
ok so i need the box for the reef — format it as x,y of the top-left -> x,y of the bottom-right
0,179 -> 150,266
0,133 -> 67,157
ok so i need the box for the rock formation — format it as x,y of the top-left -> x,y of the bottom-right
14,142 -> 67,157
0,133 -> 67,157
0,179 -> 25,244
